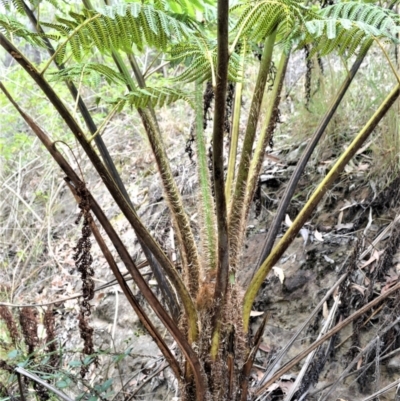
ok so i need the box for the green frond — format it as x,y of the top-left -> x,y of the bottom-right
116,86 -> 194,110
0,0 -> 63,14
0,13 -> 52,47
303,2 -> 400,58
0,0 -> 25,13
48,63 -> 125,86
41,22 -> 69,35
54,41 -> 67,64
231,0 -> 307,43
44,3 -> 191,62
170,38 -> 242,84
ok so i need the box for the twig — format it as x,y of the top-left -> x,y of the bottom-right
125,362 -> 168,401
111,287 -> 119,344
283,296 -> 340,401
2,182 -> 43,222
15,367 -> 73,401
17,372 -> 26,401
0,261 -> 150,308
361,378 -> 400,401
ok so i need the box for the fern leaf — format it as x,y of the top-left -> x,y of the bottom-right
303,2 -> 400,59
231,0 -> 306,43
0,13 -> 49,47
116,86 -> 194,109
48,63 -> 125,86
44,3 -> 191,60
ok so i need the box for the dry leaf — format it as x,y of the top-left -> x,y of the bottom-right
335,222 -> 354,231
360,250 -> 382,269
381,274 -> 399,294
314,230 -> 324,242
250,311 -> 264,317
285,214 -> 293,227
323,301 -> 329,319
259,342 -> 271,353
357,163 -> 370,171
339,201 -> 358,211
337,210 -> 343,225
351,284 -> 367,295
265,154 -> 282,163
273,266 -> 285,284
355,140 -> 373,155
300,228 -> 309,245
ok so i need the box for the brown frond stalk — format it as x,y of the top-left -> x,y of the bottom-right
210,0 -> 230,360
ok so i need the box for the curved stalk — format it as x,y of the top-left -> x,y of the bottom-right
228,31 -> 276,269
243,83 -> 400,331
210,0 -> 230,360
225,40 -> 247,204
255,48 -> 370,270
0,35 -> 199,344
